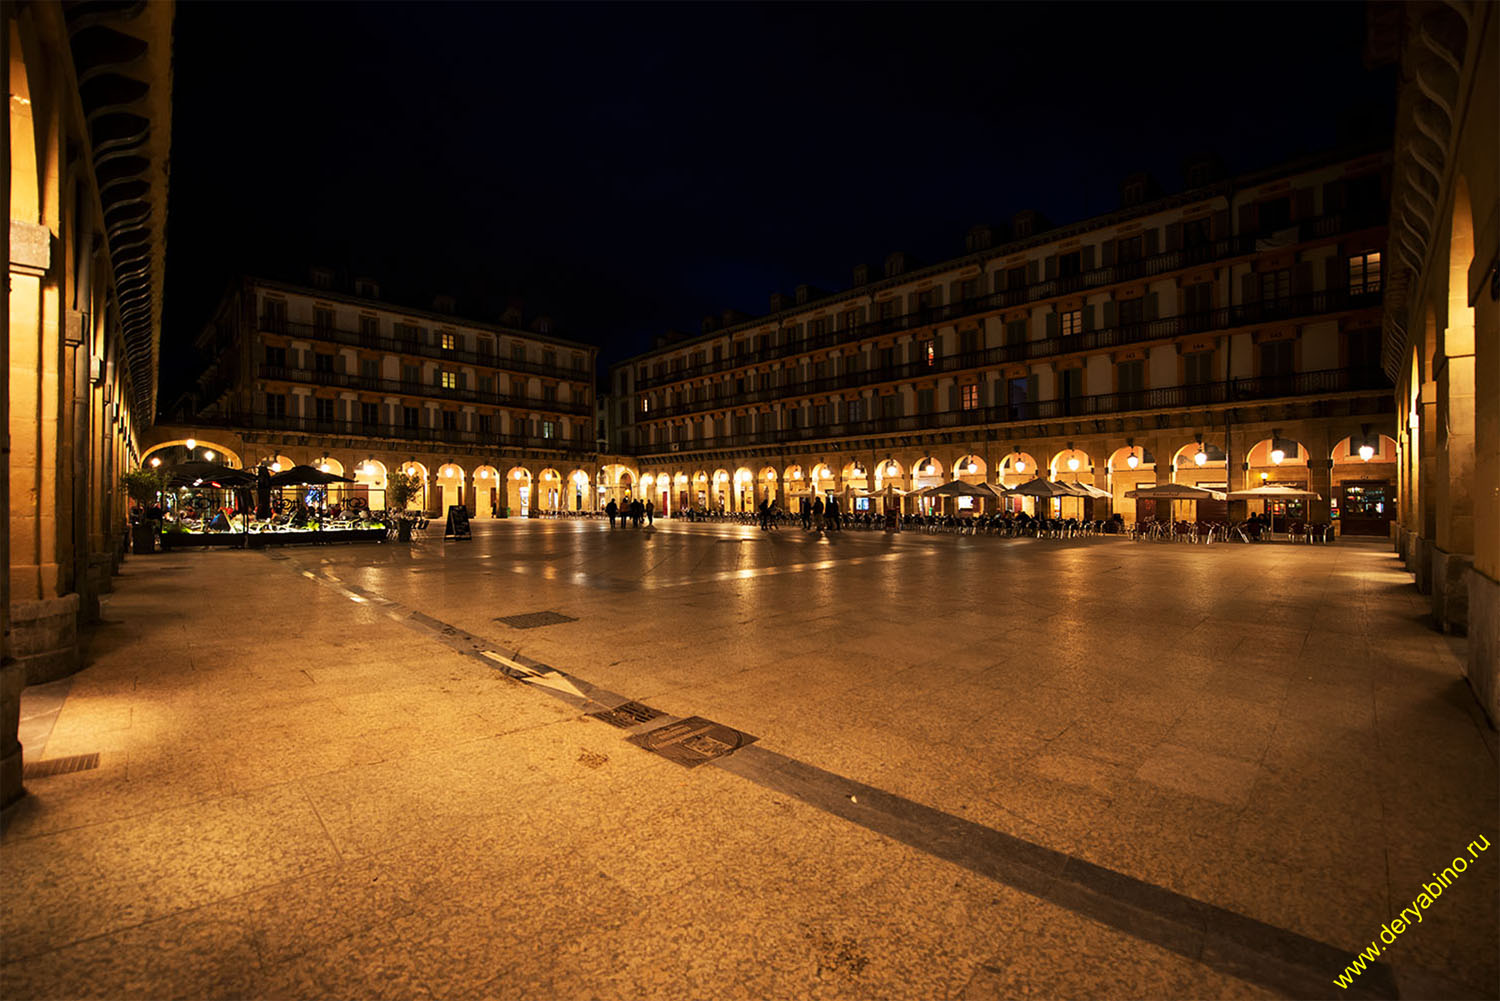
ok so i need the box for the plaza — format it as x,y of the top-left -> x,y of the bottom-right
3,522 -> 1496,999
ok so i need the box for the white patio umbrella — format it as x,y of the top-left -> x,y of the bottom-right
1125,483 -> 1227,501
1226,484 -> 1322,535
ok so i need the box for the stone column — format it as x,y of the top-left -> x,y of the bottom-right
1307,459 -> 1333,525
1433,347 -> 1476,632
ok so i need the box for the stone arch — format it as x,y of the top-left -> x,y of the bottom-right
758,466 -> 779,506
732,467 -> 755,512
506,465 -> 532,515
472,464 -> 501,517
436,462 -> 467,513
841,461 -> 869,492
874,458 -> 904,491
537,468 -> 563,512
399,461 -> 431,513
692,470 -> 709,510
809,462 -> 836,496
1105,445 -> 1156,475
143,438 -> 244,468
783,463 -> 805,489
954,454 -> 986,482
1048,447 -> 1094,480
1169,440 -> 1227,484
711,468 -> 731,509
567,468 -> 592,512
912,456 -> 944,490
998,450 -> 1037,485
353,458 -> 388,511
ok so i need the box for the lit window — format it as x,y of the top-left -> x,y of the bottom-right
441,371 -> 457,389
640,396 -> 650,413
542,421 -> 555,439
921,340 -> 936,367
1060,310 -> 1083,337
441,331 -> 456,351
961,384 -> 979,411
1348,252 -> 1382,295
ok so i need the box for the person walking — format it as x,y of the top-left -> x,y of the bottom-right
800,497 -> 810,531
826,493 -> 841,531
812,495 -> 825,532
767,501 -> 778,530
645,499 -> 654,527
606,498 -> 618,528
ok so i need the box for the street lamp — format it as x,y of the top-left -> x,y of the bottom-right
1195,449 -> 1207,466
149,456 -> 162,468
1358,443 -> 1375,462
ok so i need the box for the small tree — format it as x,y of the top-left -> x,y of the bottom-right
386,469 -> 423,518
121,468 -> 166,509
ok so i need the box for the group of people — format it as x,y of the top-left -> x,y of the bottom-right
605,497 -> 653,529
795,493 -> 845,532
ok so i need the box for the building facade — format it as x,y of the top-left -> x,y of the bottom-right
5,0 -> 173,805
160,276 -> 599,516
1375,0 -> 1497,721
608,151 -> 1397,531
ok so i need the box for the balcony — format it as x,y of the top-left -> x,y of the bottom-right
259,320 -> 591,385
635,366 -> 1392,456
257,365 -> 592,416
634,211 -> 1386,391
186,411 -> 594,454
639,288 -> 1383,420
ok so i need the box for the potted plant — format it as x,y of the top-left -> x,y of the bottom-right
121,467 -> 166,554
386,469 -> 424,542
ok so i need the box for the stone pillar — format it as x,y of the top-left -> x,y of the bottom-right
1307,459 -> 1333,525
1432,352 -> 1476,632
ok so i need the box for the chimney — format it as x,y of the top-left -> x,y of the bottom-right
432,294 -> 457,314
883,251 -> 908,278
501,296 -> 524,326
769,291 -> 789,313
353,276 -> 381,299
794,284 -> 825,304
309,266 -> 334,289
1181,151 -> 1226,190
1011,210 -> 1049,239
531,314 -> 553,335
964,225 -> 994,252
1118,172 -> 1162,208
701,315 -> 720,334
852,263 -> 871,286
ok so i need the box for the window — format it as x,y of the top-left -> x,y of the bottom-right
403,406 -> 419,429
1060,310 -> 1083,337
1184,283 -> 1213,315
917,388 -> 935,414
1006,265 -> 1027,290
440,330 -> 456,351
1259,339 -> 1295,377
848,399 -> 864,422
1008,377 -> 1030,405
1061,368 -> 1083,399
477,414 -> 492,433
359,315 -> 379,343
640,396 -> 650,413
961,384 -> 980,410
1184,351 -> 1214,385
440,371 -> 457,389
959,279 -> 981,302
918,288 -> 940,310
1260,269 -> 1291,305
1347,328 -> 1381,370
1005,320 -> 1027,346
1258,197 -> 1291,232
394,322 -> 421,348
877,299 -> 896,320
264,345 -> 286,369
314,353 -> 334,373
1182,217 -> 1211,249
842,310 -> 860,331
1348,252 -> 1381,294
543,384 -> 557,402
479,375 -> 494,395
401,364 -> 420,386
1116,235 -> 1144,264
542,420 -> 555,439
260,298 -> 287,333
880,394 -> 897,419
360,402 -> 379,427
441,410 -> 457,431
959,329 -> 980,355
879,346 -> 896,369
360,359 -> 379,380
815,404 -> 829,426
1119,298 -> 1145,326
266,393 -> 286,418
314,398 -> 335,423
1117,360 -> 1145,394
513,344 -> 527,361
543,350 -> 557,368
313,307 -> 335,334
1057,251 -> 1082,278
920,340 -> 936,367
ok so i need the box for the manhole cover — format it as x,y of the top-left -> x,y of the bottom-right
495,611 -> 577,629
23,753 -> 100,779
589,700 -> 664,729
628,716 -> 757,768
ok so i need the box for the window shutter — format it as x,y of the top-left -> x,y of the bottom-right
1325,256 -> 1344,291
1213,210 -> 1231,240
1241,274 -> 1258,303
1081,246 -> 1096,270
1145,293 -> 1160,320
948,386 -> 959,411
1045,312 -> 1059,338
1082,305 -> 1096,331
1044,255 -> 1057,280
1028,374 -> 1039,401
1101,241 -> 1116,267
1027,260 -> 1040,283
1323,180 -> 1346,214
1237,204 -> 1256,233
1165,223 -> 1183,251
1144,229 -> 1160,255
1103,301 -> 1118,328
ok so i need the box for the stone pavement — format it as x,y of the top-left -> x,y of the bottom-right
1,520 -> 1496,1000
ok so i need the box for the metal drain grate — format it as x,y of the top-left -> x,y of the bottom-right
628,716 -> 757,768
495,610 -> 577,629
589,700 -> 664,729
23,753 -> 100,779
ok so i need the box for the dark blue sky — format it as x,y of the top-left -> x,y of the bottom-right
162,2 -> 1394,404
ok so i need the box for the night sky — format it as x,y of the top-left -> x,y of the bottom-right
161,2 -> 1394,407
